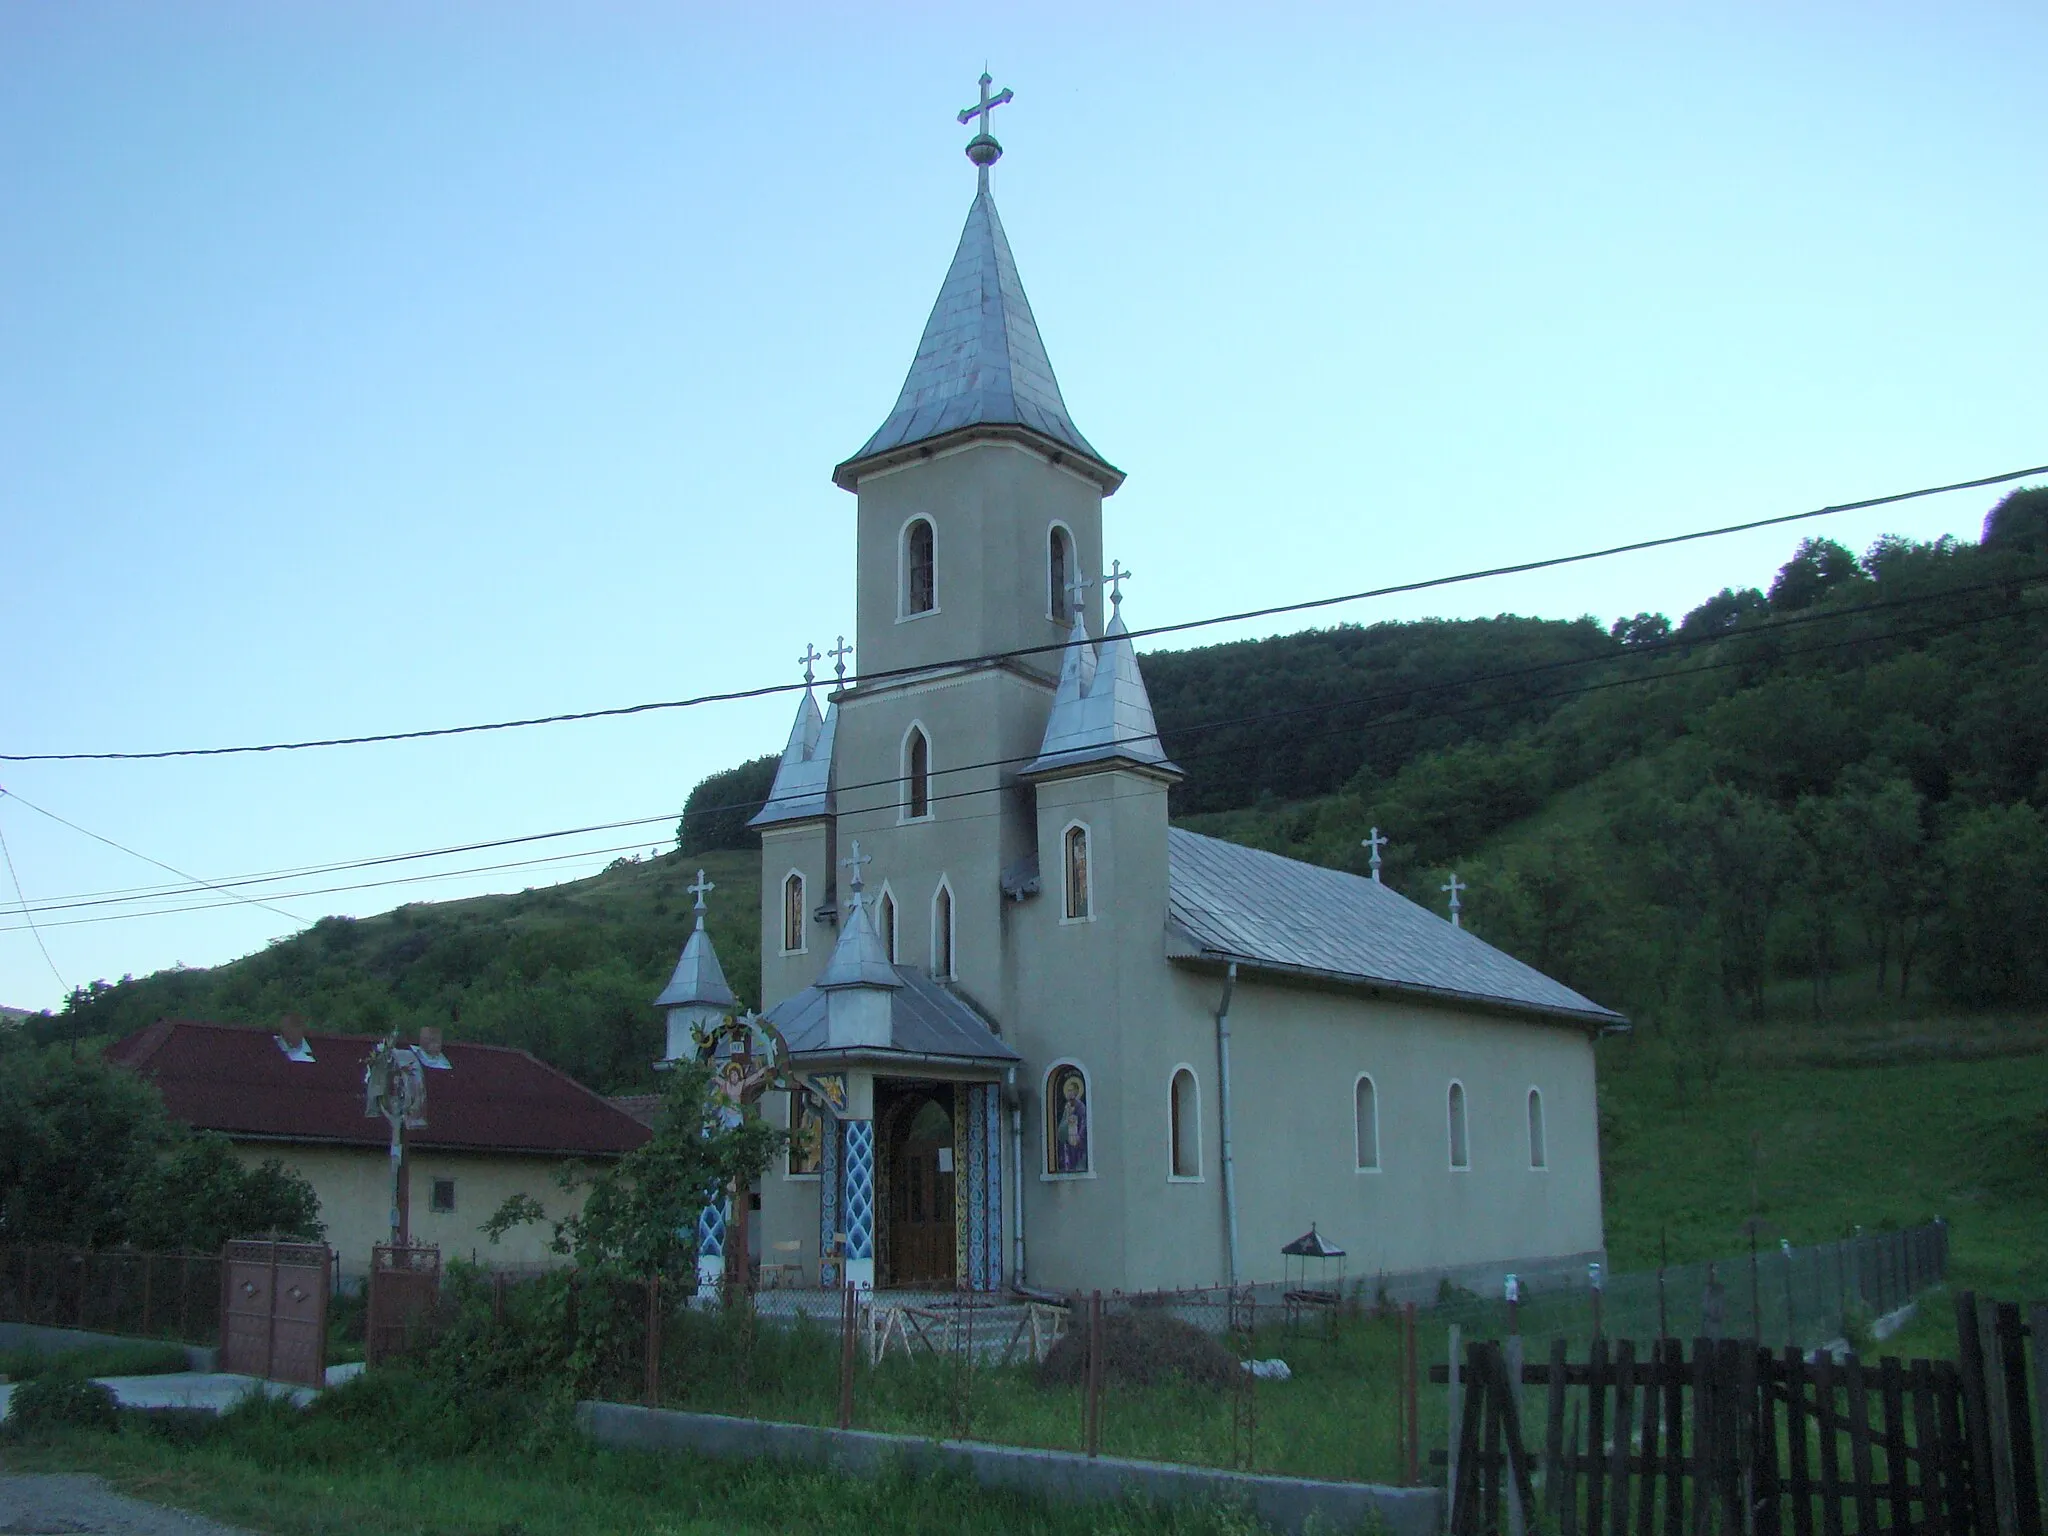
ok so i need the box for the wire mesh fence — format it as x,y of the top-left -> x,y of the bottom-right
0,1244 -> 223,1346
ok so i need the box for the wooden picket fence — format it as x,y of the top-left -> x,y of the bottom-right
1435,1292 -> 2045,1536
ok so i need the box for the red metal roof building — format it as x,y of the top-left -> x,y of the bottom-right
107,1019 -> 650,1273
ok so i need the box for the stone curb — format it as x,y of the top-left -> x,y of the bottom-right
577,1400 -> 1442,1536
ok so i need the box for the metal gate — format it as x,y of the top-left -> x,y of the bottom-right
367,1244 -> 441,1365
220,1239 -> 330,1387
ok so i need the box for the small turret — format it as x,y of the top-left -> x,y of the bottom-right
653,869 -> 737,1062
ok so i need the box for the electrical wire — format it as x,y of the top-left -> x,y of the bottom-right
5,461 -> 2041,764
5,584 -> 2037,935
0,811 -> 68,988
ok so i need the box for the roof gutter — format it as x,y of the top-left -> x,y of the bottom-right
1168,944 -> 1627,1034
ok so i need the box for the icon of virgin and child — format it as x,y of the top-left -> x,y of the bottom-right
1047,1064 -> 1089,1174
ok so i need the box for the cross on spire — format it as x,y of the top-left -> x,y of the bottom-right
1442,873 -> 1467,928
1064,566 -> 1093,622
798,642 -> 822,687
1105,559 -> 1133,611
1362,827 -> 1388,883
687,868 -> 715,927
958,72 -> 1014,192
829,635 -> 853,688
841,840 -> 873,897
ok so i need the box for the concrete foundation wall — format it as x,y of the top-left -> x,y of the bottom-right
577,1400 -> 1442,1536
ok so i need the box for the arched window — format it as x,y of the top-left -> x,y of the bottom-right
1169,1067 -> 1200,1179
1447,1081 -> 1470,1171
1527,1088 -> 1547,1170
904,517 -> 936,615
1354,1075 -> 1380,1171
1049,525 -> 1074,619
903,726 -> 931,820
1063,823 -> 1091,920
781,872 -> 806,954
1045,1061 -> 1090,1175
879,889 -> 898,963
931,880 -> 955,979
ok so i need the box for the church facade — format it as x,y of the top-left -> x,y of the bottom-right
665,90 -> 1624,1298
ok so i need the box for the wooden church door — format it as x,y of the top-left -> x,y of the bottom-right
886,1094 -> 955,1286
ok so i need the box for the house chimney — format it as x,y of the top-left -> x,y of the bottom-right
280,1014 -> 306,1049
419,1025 -> 442,1056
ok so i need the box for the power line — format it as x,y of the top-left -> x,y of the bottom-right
11,566 -> 2044,922
6,462 -> 2041,764
7,585 -> 2037,935
0,807 -> 67,990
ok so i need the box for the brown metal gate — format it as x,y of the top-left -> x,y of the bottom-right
366,1244 -> 441,1365
219,1239 -> 330,1387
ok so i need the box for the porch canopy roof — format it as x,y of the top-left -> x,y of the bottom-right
764,967 -> 1021,1071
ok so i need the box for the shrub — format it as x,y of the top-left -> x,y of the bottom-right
1037,1310 -> 1237,1393
5,1374 -> 120,1436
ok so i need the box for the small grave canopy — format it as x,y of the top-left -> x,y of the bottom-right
1282,1224 -> 1346,1258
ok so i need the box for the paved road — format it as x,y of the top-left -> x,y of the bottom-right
0,1474 -> 258,1536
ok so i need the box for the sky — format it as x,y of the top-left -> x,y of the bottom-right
2,2 -> 2044,1013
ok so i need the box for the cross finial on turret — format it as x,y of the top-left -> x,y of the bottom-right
687,868 -> 715,926
1105,559 -> 1133,612
798,643 -> 822,687
841,840 -> 873,897
1363,827 -> 1388,884
1064,566 -> 1093,621
828,635 -> 853,688
1442,872 -> 1467,927
958,72 -> 1014,193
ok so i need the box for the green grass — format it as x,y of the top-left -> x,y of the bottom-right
0,1377 -> 1295,1536
0,1341 -> 192,1383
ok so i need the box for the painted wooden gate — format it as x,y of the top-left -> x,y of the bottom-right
219,1238 -> 330,1387
366,1244 -> 442,1365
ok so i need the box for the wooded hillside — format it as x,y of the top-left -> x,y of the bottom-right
40,486 -> 2048,1095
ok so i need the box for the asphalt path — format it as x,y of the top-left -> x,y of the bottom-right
0,1474 -> 258,1536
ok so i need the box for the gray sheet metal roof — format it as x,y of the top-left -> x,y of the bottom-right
765,967 -> 1021,1066
1166,830 -> 1625,1027
748,692 -> 836,829
651,918 -> 737,1011
834,189 -> 1117,490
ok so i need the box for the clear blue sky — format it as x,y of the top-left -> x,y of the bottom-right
3,2 -> 2043,1012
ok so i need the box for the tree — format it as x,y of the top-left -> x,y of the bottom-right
1610,612 -> 1672,648
1767,538 -> 1865,613
676,754 -> 779,855
0,1046 -> 322,1249
1676,586 -> 1767,641
1931,803 -> 2048,1005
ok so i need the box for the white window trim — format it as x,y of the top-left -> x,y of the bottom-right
1353,1072 -> 1381,1173
1041,1056 -> 1095,1181
1047,520 -> 1077,622
899,721 -> 935,824
1447,1079 -> 1470,1172
1166,1063 -> 1202,1182
876,882 -> 899,965
1059,818 -> 1095,924
779,869 -> 808,956
897,514 -> 940,622
930,875 -> 956,980
1527,1086 -> 1548,1171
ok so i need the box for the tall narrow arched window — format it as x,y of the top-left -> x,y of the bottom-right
1169,1067 -> 1200,1179
932,881 -> 955,979
1447,1081 -> 1470,1170
1045,1061 -> 1090,1175
879,890 -> 898,964
904,518 -> 936,615
1354,1076 -> 1380,1171
1049,525 -> 1074,619
781,872 -> 806,954
1528,1088 -> 1547,1170
1063,824 -> 1091,920
904,726 -> 931,820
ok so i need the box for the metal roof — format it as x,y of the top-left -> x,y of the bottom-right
749,692 -> 836,829
651,917 -> 737,1011
1165,830 -> 1626,1027
765,967 -> 1020,1066
1025,601 -> 1179,778
834,189 -> 1118,490
106,1020 -> 651,1157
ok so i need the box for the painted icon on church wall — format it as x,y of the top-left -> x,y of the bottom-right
1046,1063 -> 1090,1174
788,1088 -> 824,1177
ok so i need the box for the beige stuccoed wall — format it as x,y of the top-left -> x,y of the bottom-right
761,821 -> 834,1008
230,1143 -> 593,1278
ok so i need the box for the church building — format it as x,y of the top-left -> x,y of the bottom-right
662,80 -> 1625,1298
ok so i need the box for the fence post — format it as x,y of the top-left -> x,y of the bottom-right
1992,1302 -> 2041,1536
76,1248 -> 88,1328
1084,1291 -> 1104,1458
1404,1300 -> 1420,1487
642,1275 -> 661,1408
1446,1320 -> 1464,1518
837,1282 -> 856,1431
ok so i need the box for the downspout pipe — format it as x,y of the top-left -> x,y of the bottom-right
1214,961 -> 1241,1289
1007,1066 -> 1026,1289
